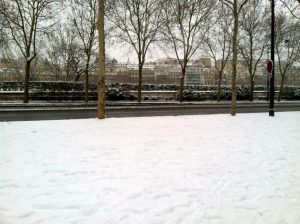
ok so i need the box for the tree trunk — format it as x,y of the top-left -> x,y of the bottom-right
231,1 -> 238,116
138,65 -> 142,103
23,60 -> 31,103
278,75 -> 285,102
66,64 -> 70,81
217,70 -> 222,102
250,78 -> 254,101
97,0 -> 105,119
85,69 -> 89,103
179,68 -> 186,102
85,56 -> 90,103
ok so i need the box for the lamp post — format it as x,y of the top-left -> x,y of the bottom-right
269,0 -> 275,116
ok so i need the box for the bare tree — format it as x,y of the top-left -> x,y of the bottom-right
0,0 -> 59,103
219,0 -> 249,115
204,3 -> 232,102
275,14 -> 300,101
107,0 -> 163,102
71,0 -> 98,103
162,0 -> 215,102
43,23 -> 82,81
42,33 -> 64,81
239,0 -> 268,101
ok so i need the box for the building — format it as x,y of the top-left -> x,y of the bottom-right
218,60 -> 250,86
4,56 -> 298,87
154,57 -> 215,85
128,63 -> 156,84
155,58 -> 180,84
0,58 -> 24,82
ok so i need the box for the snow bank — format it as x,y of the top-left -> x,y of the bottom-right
0,112 -> 300,224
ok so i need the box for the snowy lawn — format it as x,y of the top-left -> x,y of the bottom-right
0,112 -> 300,224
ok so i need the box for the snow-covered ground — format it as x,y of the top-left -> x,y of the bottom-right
0,112 -> 300,224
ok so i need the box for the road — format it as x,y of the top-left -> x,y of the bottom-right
1,103 -> 300,121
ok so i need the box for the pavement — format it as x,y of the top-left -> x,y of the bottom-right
1,100 -> 300,112
1,100 -> 300,121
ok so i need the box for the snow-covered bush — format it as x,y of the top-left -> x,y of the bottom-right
282,86 -> 300,100
106,86 -> 125,100
293,88 -> 300,99
1,81 -> 300,101
237,86 -> 250,100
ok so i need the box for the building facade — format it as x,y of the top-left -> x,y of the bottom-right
1,57 -> 299,87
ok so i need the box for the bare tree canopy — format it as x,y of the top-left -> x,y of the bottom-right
71,0 -> 98,103
0,0 -> 59,103
275,13 -> 300,101
107,0 -> 163,102
162,0 -> 215,102
44,24 -> 82,81
239,0 -> 269,101
280,0 -> 300,20
0,12 -> 12,58
204,3 -> 232,102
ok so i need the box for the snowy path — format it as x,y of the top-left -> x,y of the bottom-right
0,112 -> 300,224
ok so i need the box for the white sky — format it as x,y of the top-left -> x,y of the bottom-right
106,42 -> 204,63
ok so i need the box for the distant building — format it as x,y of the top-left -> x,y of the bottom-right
155,58 -> 180,84
2,56 -> 298,87
219,60 -> 300,86
128,63 -> 156,84
194,57 -> 214,68
0,58 -> 24,81
154,57 -> 215,85
218,60 -> 250,86
191,59 -> 214,85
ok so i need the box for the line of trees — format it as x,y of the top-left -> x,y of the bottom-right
1,0 -> 300,115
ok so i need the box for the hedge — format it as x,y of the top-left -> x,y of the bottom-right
1,81 -> 300,101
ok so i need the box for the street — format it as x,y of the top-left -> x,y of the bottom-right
1,103 -> 300,121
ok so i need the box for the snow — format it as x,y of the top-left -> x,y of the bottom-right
0,112 -> 300,224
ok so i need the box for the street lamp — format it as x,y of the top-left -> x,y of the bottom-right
269,0 -> 275,116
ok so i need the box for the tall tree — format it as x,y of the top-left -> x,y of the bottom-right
204,3 -> 232,102
107,0 -> 163,102
0,0 -> 59,103
162,0 -> 215,102
239,0 -> 268,101
71,0 -> 98,103
219,0 -> 249,115
98,0 -> 105,119
275,14 -> 300,101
